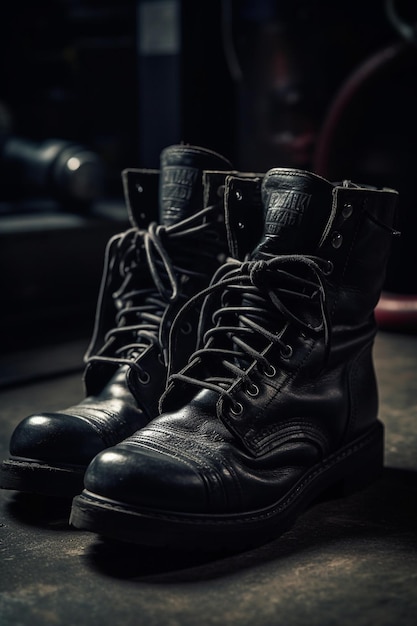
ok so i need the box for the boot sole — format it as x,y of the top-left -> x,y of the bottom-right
0,458 -> 85,498
70,421 -> 384,550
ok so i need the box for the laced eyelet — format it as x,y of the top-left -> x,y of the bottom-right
245,383 -> 259,397
342,202 -> 353,218
331,232 -> 343,249
180,322 -> 192,335
323,260 -> 334,276
261,364 -> 276,378
280,344 -> 293,359
229,401 -> 243,416
138,370 -> 151,385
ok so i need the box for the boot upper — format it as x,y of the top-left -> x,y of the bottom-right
83,168 -> 399,513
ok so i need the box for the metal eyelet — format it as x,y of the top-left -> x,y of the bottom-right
138,370 -> 151,385
280,344 -> 293,359
230,401 -> 243,416
136,184 -> 144,193
235,189 -> 242,201
180,322 -> 192,335
331,232 -> 343,249
261,364 -> 276,378
323,260 -> 334,276
342,202 -> 353,218
245,383 -> 259,397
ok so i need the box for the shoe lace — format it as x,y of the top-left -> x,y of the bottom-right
167,254 -> 332,408
87,204 -> 225,377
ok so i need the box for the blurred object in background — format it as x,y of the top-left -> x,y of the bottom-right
0,0 -> 236,386
312,0 -> 417,332
136,0 -> 236,166
0,1 -> 136,384
0,0 -> 139,197
225,0 -> 399,172
0,134 -> 104,210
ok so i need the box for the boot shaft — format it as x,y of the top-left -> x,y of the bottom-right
83,145 -> 235,397
318,180 -> 399,328
161,168 -> 399,454
83,146 -> 266,417
252,169 -> 399,333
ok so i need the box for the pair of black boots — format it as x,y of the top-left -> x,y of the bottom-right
0,144 -> 399,551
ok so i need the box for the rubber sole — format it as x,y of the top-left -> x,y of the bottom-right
70,421 -> 384,550
0,458 -> 85,498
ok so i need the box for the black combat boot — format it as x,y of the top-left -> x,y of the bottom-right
70,168 -> 398,550
0,145 -> 264,498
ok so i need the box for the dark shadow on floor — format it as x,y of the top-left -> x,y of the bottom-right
78,466 -> 417,583
4,492 -> 73,530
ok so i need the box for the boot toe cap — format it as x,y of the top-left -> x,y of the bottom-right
9,413 -> 106,466
84,444 -> 209,513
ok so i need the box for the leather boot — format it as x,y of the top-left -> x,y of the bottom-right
70,168 -> 398,550
0,145 -> 263,498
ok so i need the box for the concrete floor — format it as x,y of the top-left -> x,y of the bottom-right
0,331 -> 416,626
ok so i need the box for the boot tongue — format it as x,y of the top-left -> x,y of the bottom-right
252,168 -> 335,259
159,144 -> 233,226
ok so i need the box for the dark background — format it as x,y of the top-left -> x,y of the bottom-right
0,0 -> 416,380
0,8 -> 416,625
